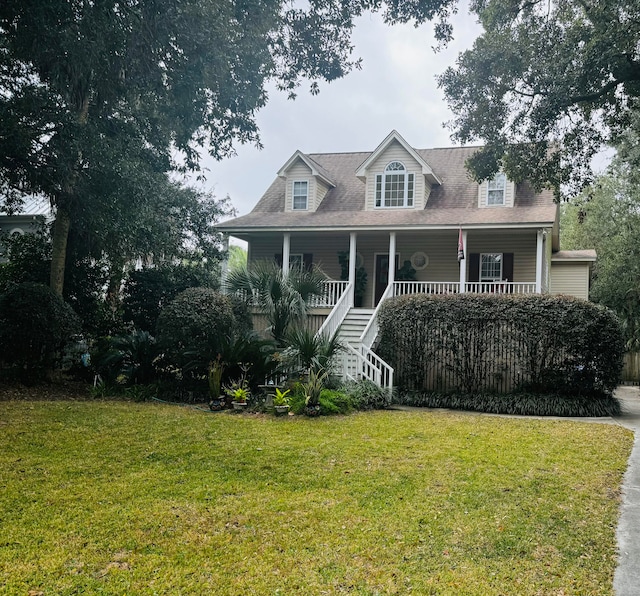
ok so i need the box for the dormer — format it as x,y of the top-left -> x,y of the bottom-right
355,130 -> 441,211
478,172 -> 516,208
277,150 -> 335,213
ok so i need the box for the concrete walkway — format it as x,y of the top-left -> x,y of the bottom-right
612,385 -> 640,596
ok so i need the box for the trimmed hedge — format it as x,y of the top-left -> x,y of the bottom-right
378,294 -> 624,403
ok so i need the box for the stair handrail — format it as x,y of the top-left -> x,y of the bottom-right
315,282 -> 353,339
341,343 -> 394,394
361,344 -> 394,393
360,283 -> 394,350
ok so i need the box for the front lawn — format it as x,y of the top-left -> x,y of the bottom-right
0,402 -> 633,595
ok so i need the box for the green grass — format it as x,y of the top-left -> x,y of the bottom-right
0,402 -> 633,595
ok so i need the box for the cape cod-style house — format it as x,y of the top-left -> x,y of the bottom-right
218,130 -> 595,390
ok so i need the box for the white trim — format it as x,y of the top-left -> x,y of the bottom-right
536,229 -> 544,293
375,162 -> 415,209
292,180 -> 309,211
277,150 -> 335,187
355,130 -> 442,185
349,232 -> 357,307
458,230 -> 467,292
282,233 -> 291,277
8,228 -> 25,236
480,253 -> 503,282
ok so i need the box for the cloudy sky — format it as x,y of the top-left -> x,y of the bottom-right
197,9 -> 484,218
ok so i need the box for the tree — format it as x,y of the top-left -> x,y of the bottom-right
438,0 -> 640,196
227,260 -> 326,344
0,0 -> 455,296
228,245 -> 248,272
560,164 -> 640,348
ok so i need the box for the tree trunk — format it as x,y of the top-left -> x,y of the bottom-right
50,207 -> 71,296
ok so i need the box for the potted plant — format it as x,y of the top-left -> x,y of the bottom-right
303,369 -> 327,416
225,379 -> 250,410
271,387 -> 291,415
396,259 -> 417,281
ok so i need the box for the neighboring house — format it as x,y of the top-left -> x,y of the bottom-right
0,195 -> 50,260
218,130 -> 593,390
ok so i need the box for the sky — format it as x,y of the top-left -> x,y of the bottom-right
196,9 -> 485,219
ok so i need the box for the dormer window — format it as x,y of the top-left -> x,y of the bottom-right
375,161 -> 414,208
487,173 -> 506,206
292,181 -> 308,210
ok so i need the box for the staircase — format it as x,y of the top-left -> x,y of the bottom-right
336,308 -> 375,352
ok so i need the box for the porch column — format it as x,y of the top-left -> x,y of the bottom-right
536,229 -> 544,293
459,229 -> 467,293
220,235 -> 230,292
388,232 -> 396,287
282,233 -> 291,277
349,232 -> 357,307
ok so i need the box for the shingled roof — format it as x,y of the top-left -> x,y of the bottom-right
219,145 -> 557,233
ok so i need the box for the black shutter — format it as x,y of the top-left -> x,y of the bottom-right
303,253 -> 313,271
468,253 -> 480,283
502,253 -> 514,282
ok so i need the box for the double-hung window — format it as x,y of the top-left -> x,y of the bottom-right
480,253 -> 503,282
375,161 -> 414,208
292,181 -> 308,210
487,173 -> 506,206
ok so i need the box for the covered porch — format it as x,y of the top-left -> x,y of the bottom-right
228,227 -> 550,309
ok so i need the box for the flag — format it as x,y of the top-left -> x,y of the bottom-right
457,228 -> 465,262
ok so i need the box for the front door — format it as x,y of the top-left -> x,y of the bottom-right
374,254 -> 399,305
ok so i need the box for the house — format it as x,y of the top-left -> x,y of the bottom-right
0,195 -> 50,260
218,130 -> 594,389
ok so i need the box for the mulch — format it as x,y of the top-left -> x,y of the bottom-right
0,378 -> 91,401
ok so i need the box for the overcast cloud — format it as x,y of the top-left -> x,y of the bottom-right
199,10 -> 484,218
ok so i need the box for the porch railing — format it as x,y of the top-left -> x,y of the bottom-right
464,282 -> 537,294
393,281 -> 460,296
229,279 -> 349,308
393,281 -> 538,296
308,280 -> 349,308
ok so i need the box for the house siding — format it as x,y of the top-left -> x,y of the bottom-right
466,230 -> 537,283
249,229 -> 538,287
365,140 -> 426,211
550,262 -> 590,300
284,161 -> 314,212
478,179 -> 516,208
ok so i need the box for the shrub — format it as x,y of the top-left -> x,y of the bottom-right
93,329 -> 157,386
123,264 -> 219,332
156,288 -> 251,393
0,282 -> 81,378
378,293 -> 624,400
395,391 -> 621,417
342,379 -> 392,410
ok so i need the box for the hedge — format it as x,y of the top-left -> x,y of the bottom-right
377,294 -> 624,401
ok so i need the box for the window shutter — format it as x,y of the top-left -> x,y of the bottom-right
502,253 -> 514,282
468,253 -> 480,282
303,253 -> 313,271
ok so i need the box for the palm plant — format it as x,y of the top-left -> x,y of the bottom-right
226,260 -> 326,344
285,327 -> 343,373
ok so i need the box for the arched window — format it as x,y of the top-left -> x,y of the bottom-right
375,161 -> 414,208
